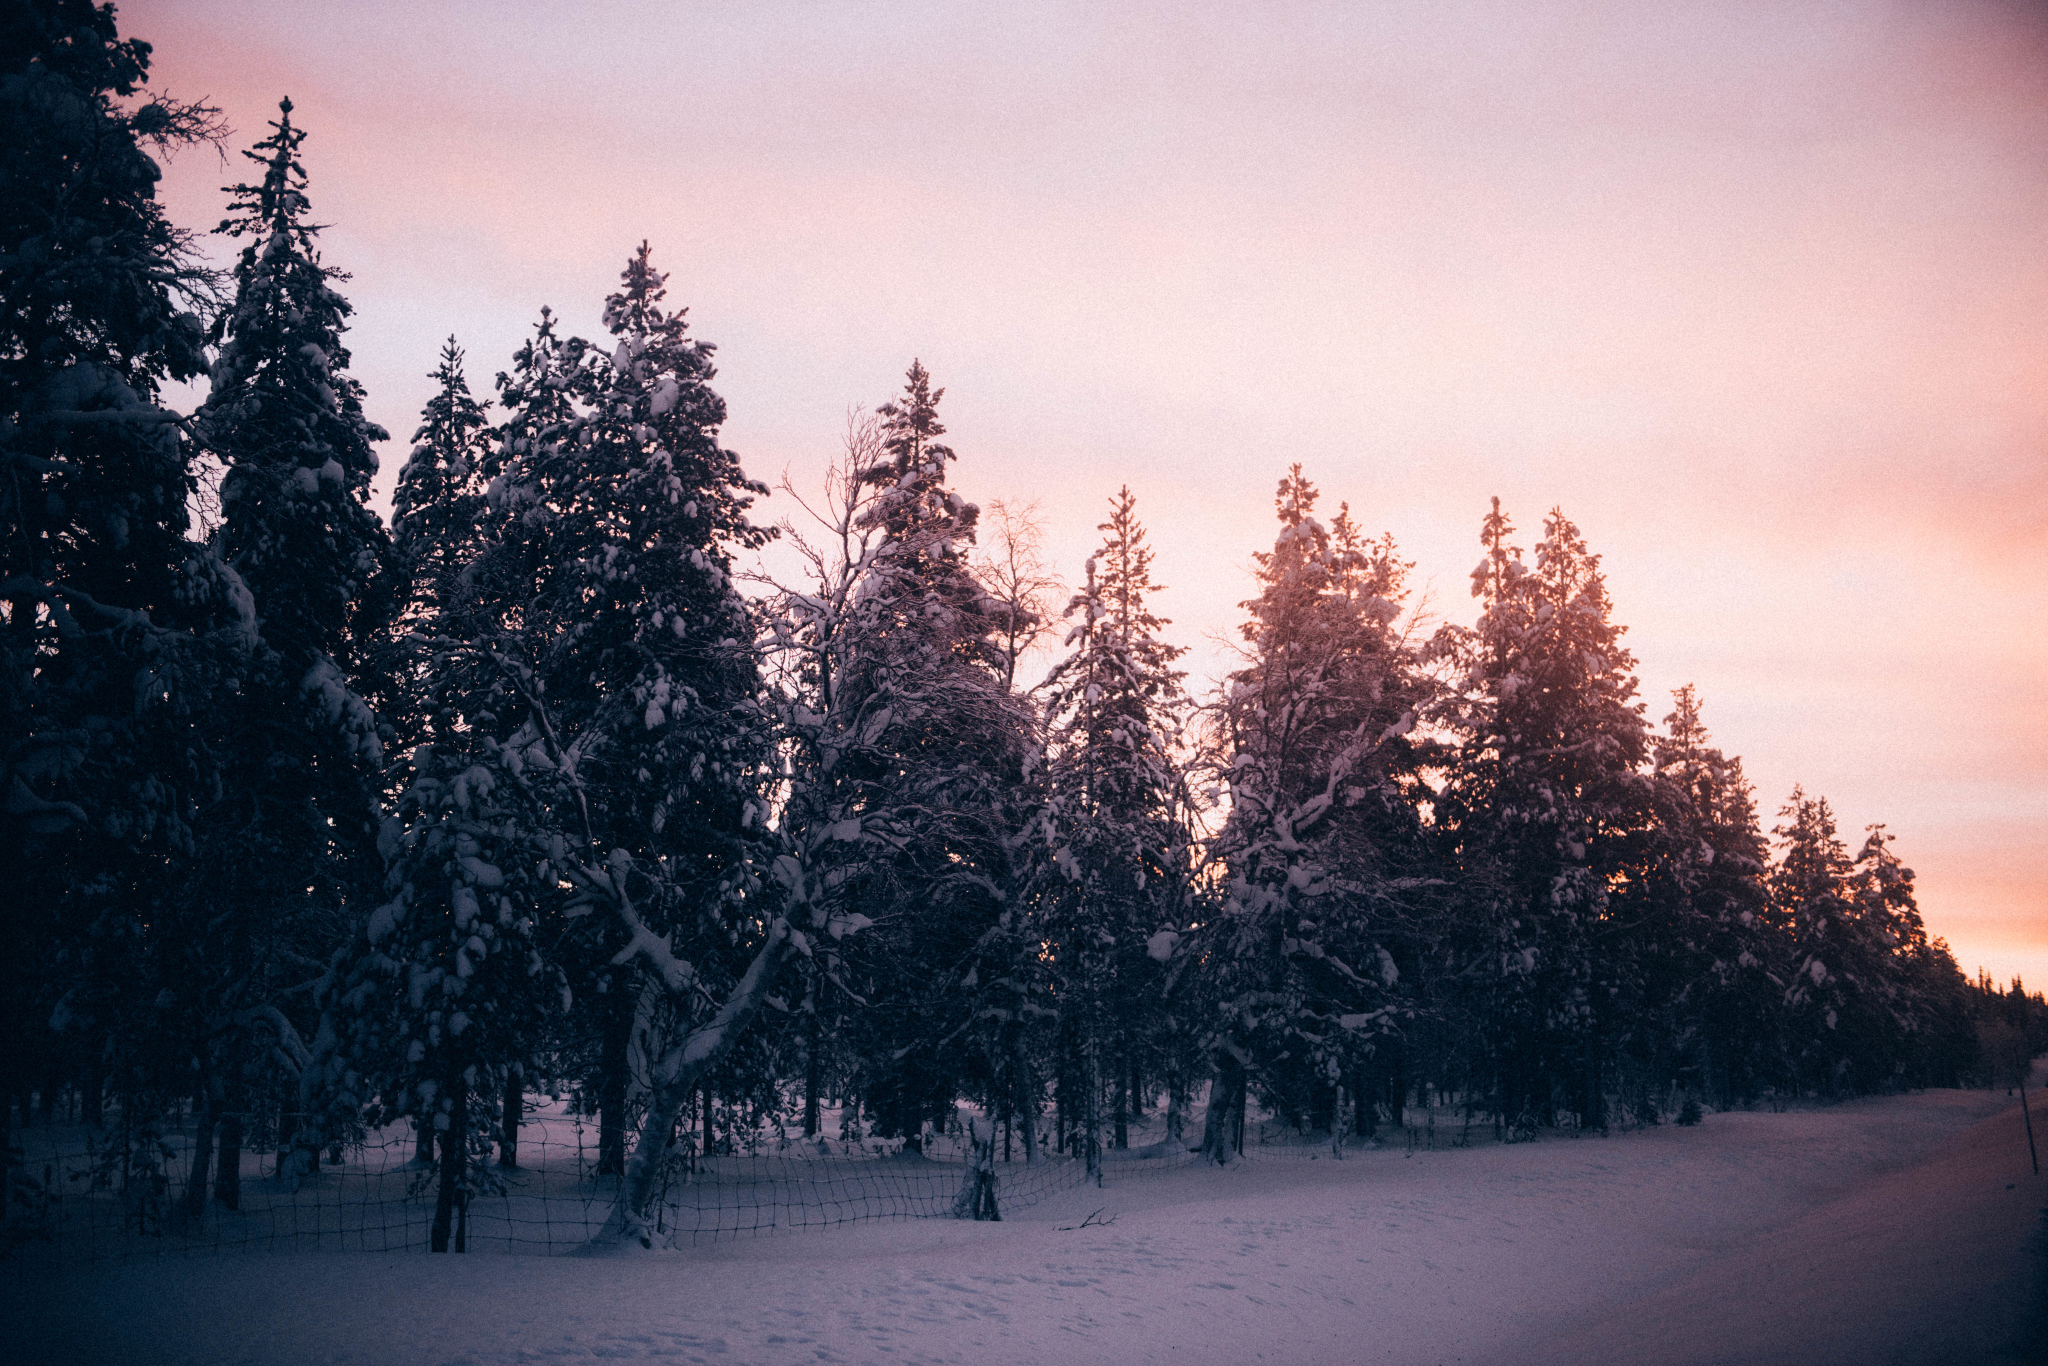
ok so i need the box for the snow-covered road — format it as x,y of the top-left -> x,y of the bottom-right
1516,1083 -> 2046,1366
9,1082 -> 2043,1365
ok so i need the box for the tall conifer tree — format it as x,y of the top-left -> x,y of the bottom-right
166,98 -> 395,1192
1769,789 -> 1860,1093
1190,468 -> 1431,1160
1034,488 -> 1194,1168
315,339 -> 565,1245
803,362 -> 1034,1145
203,99 -> 390,683
399,247 -> 792,1244
2,0 -> 229,1166
1642,686 -> 1780,1105
391,341 -> 489,626
1435,501 -> 1653,1134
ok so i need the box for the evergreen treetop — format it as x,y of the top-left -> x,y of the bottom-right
203,97 -> 390,675
1188,468 -> 1431,1158
393,337 -> 489,570
854,360 -> 1008,675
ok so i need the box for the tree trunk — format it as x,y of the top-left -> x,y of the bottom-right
1200,1050 -> 1248,1164
414,1115 -> 432,1165
1083,1033 -> 1102,1183
1112,1057 -> 1129,1151
1347,1067 -> 1370,1139
952,1118 -> 1000,1220
290,1113 -> 322,1182
597,987 -> 632,1177
183,1116 -> 215,1220
802,1011 -> 827,1138
1012,1042 -> 1039,1164
37,1058 -> 60,1124
215,1112 -> 243,1210
182,1067 -> 216,1221
499,1066 -> 522,1168
598,932 -> 790,1249
1583,1036 -> 1605,1135
1056,1068 -> 1070,1155
803,1013 -> 823,1137
430,1090 -> 467,1253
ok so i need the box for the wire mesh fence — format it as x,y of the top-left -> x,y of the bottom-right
3,1097 -> 1279,1266
1,1090 -> 1490,1269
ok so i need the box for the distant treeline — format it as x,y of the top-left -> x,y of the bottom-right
6,2 -> 2043,1248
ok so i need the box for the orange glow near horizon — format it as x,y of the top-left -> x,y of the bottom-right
126,0 -> 2048,989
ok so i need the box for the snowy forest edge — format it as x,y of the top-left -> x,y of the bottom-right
5,1 -> 2047,1257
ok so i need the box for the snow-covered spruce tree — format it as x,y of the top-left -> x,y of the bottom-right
0,0 -> 231,1172
197,95 -> 391,801
1641,686 -> 1783,1106
1185,468 -> 1433,1162
172,99 -> 394,1190
1843,825 -> 1971,1088
849,364 -> 1036,1146
1768,789 -> 1862,1094
393,339 -> 490,577
1767,793 -> 1955,1096
1849,831 -> 1975,1088
770,366 -> 1034,1149
322,724 -> 571,1250
309,341 -> 555,1243
1432,500 -> 1654,1136
464,303 -> 648,1170
203,99 -> 391,680
378,337 -> 490,748
441,247 -> 802,1247
1030,487 -> 1194,1171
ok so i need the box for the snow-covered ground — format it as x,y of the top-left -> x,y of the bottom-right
8,1075 -> 2044,1366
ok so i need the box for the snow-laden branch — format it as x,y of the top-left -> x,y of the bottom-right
232,1003 -> 314,1072
3,574 -> 156,636
35,407 -> 189,427
599,848 -> 696,995
6,774 -> 88,828
596,915 -> 796,1250
1267,707 -> 1416,852
471,638 -> 601,851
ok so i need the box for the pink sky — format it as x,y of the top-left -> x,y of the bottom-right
126,0 -> 2048,987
